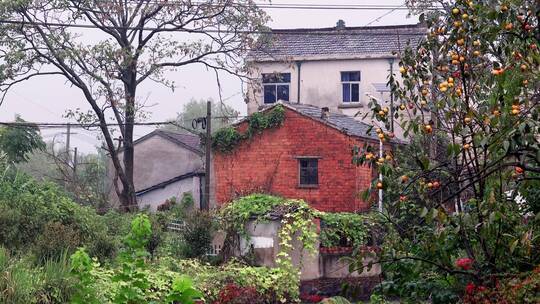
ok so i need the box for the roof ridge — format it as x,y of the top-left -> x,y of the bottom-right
157,129 -> 198,138
270,23 -> 424,33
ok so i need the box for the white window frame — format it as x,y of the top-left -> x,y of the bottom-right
341,71 -> 361,103
262,73 -> 290,104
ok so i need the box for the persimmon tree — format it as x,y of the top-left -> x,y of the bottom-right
354,0 -> 540,302
0,0 -> 268,209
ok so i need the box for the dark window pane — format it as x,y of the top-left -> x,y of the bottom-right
342,83 -> 350,102
277,85 -> 289,101
351,83 -> 359,102
262,73 -> 291,83
299,159 -> 318,185
281,73 -> 291,83
264,85 -> 276,104
341,71 -> 361,82
349,71 -> 361,81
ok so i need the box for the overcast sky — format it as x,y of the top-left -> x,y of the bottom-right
0,0 -> 417,153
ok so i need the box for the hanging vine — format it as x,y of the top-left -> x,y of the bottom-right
212,105 -> 285,153
218,194 -> 317,302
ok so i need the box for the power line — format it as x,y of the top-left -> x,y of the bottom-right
91,0 -> 441,11
0,19 -> 426,35
364,4 -> 406,26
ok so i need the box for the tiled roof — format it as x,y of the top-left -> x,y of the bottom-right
249,23 -> 426,61
280,103 -> 379,140
134,129 -> 202,154
157,130 -> 202,152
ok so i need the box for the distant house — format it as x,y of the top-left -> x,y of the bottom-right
213,102 -> 394,212
246,21 -> 425,138
109,129 -> 206,211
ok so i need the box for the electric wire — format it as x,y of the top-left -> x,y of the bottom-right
0,20 -> 426,35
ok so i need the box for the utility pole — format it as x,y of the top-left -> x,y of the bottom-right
203,100 -> 212,211
73,147 -> 78,180
65,123 -> 71,161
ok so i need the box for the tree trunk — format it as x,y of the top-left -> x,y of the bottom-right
119,63 -> 139,212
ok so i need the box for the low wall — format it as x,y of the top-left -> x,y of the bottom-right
238,219 -> 381,282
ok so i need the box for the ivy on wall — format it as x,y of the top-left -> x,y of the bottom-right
212,105 -> 285,153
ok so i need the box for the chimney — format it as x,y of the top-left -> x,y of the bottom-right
336,19 -> 346,29
321,107 -> 330,119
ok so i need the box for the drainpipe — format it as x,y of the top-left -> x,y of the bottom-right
378,139 -> 383,212
296,61 -> 302,104
388,58 -> 395,133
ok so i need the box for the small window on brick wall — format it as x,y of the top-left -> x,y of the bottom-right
298,158 -> 319,186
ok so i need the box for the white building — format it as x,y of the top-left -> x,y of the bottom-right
246,21 -> 426,137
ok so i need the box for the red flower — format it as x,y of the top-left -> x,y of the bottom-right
455,257 -> 473,270
466,282 -> 476,294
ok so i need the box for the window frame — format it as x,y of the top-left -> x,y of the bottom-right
262,72 -> 291,104
297,157 -> 320,188
340,71 -> 361,103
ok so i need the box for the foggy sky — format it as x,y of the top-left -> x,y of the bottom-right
0,0 -> 417,153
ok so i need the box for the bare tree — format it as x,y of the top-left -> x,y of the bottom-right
0,0 -> 268,210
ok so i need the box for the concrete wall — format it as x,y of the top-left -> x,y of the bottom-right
137,176 -> 202,211
240,219 -> 380,281
246,58 -> 406,138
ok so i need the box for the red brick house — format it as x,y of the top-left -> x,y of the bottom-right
213,103 -> 392,212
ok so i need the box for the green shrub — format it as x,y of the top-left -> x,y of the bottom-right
179,210 -> 215,258
0,247 -> 76,304
34,221 -> 81,261
0,169 -> 115,262
165,258 -> 294,303
70,214 -> 201,304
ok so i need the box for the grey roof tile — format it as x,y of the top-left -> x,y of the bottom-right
250,23 -> 426,61
281,103 -> 379,140
156,130 -> 202,152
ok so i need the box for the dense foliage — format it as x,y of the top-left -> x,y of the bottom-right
219,194 -> 318,301
0,116 -> 45,163
0,164 -> 117,262
212,105 -> 285,153
318,212 -> 373,249
353,0 -> 540,303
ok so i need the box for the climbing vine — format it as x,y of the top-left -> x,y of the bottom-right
212,105 -> 285,153
219,194 -> 317,302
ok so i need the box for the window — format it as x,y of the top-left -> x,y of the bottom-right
341,71 -> 361,102
298,158 -> 318,186
262,73 -> 291,104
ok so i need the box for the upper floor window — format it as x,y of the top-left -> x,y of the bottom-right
341,71 -> 361,103
262,73 -> 291,104
298,158 -> 318,186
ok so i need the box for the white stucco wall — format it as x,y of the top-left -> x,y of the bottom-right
247,58 -> 407,138
137,176 -> 202,211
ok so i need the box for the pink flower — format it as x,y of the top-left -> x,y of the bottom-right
466,282 -> 476,294
455,257 -> 474,270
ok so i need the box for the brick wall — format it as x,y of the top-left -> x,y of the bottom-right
213,108 -> 381,212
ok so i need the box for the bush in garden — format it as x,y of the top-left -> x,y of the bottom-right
179,210 -> 215,258
70,214 -> 202,304
0,247 -> 76,304
164,258 -> 295,303
0,167 -> 114,261
34,221 -> 81,262
351,0 -> 540,302
213,283 -> 265,304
